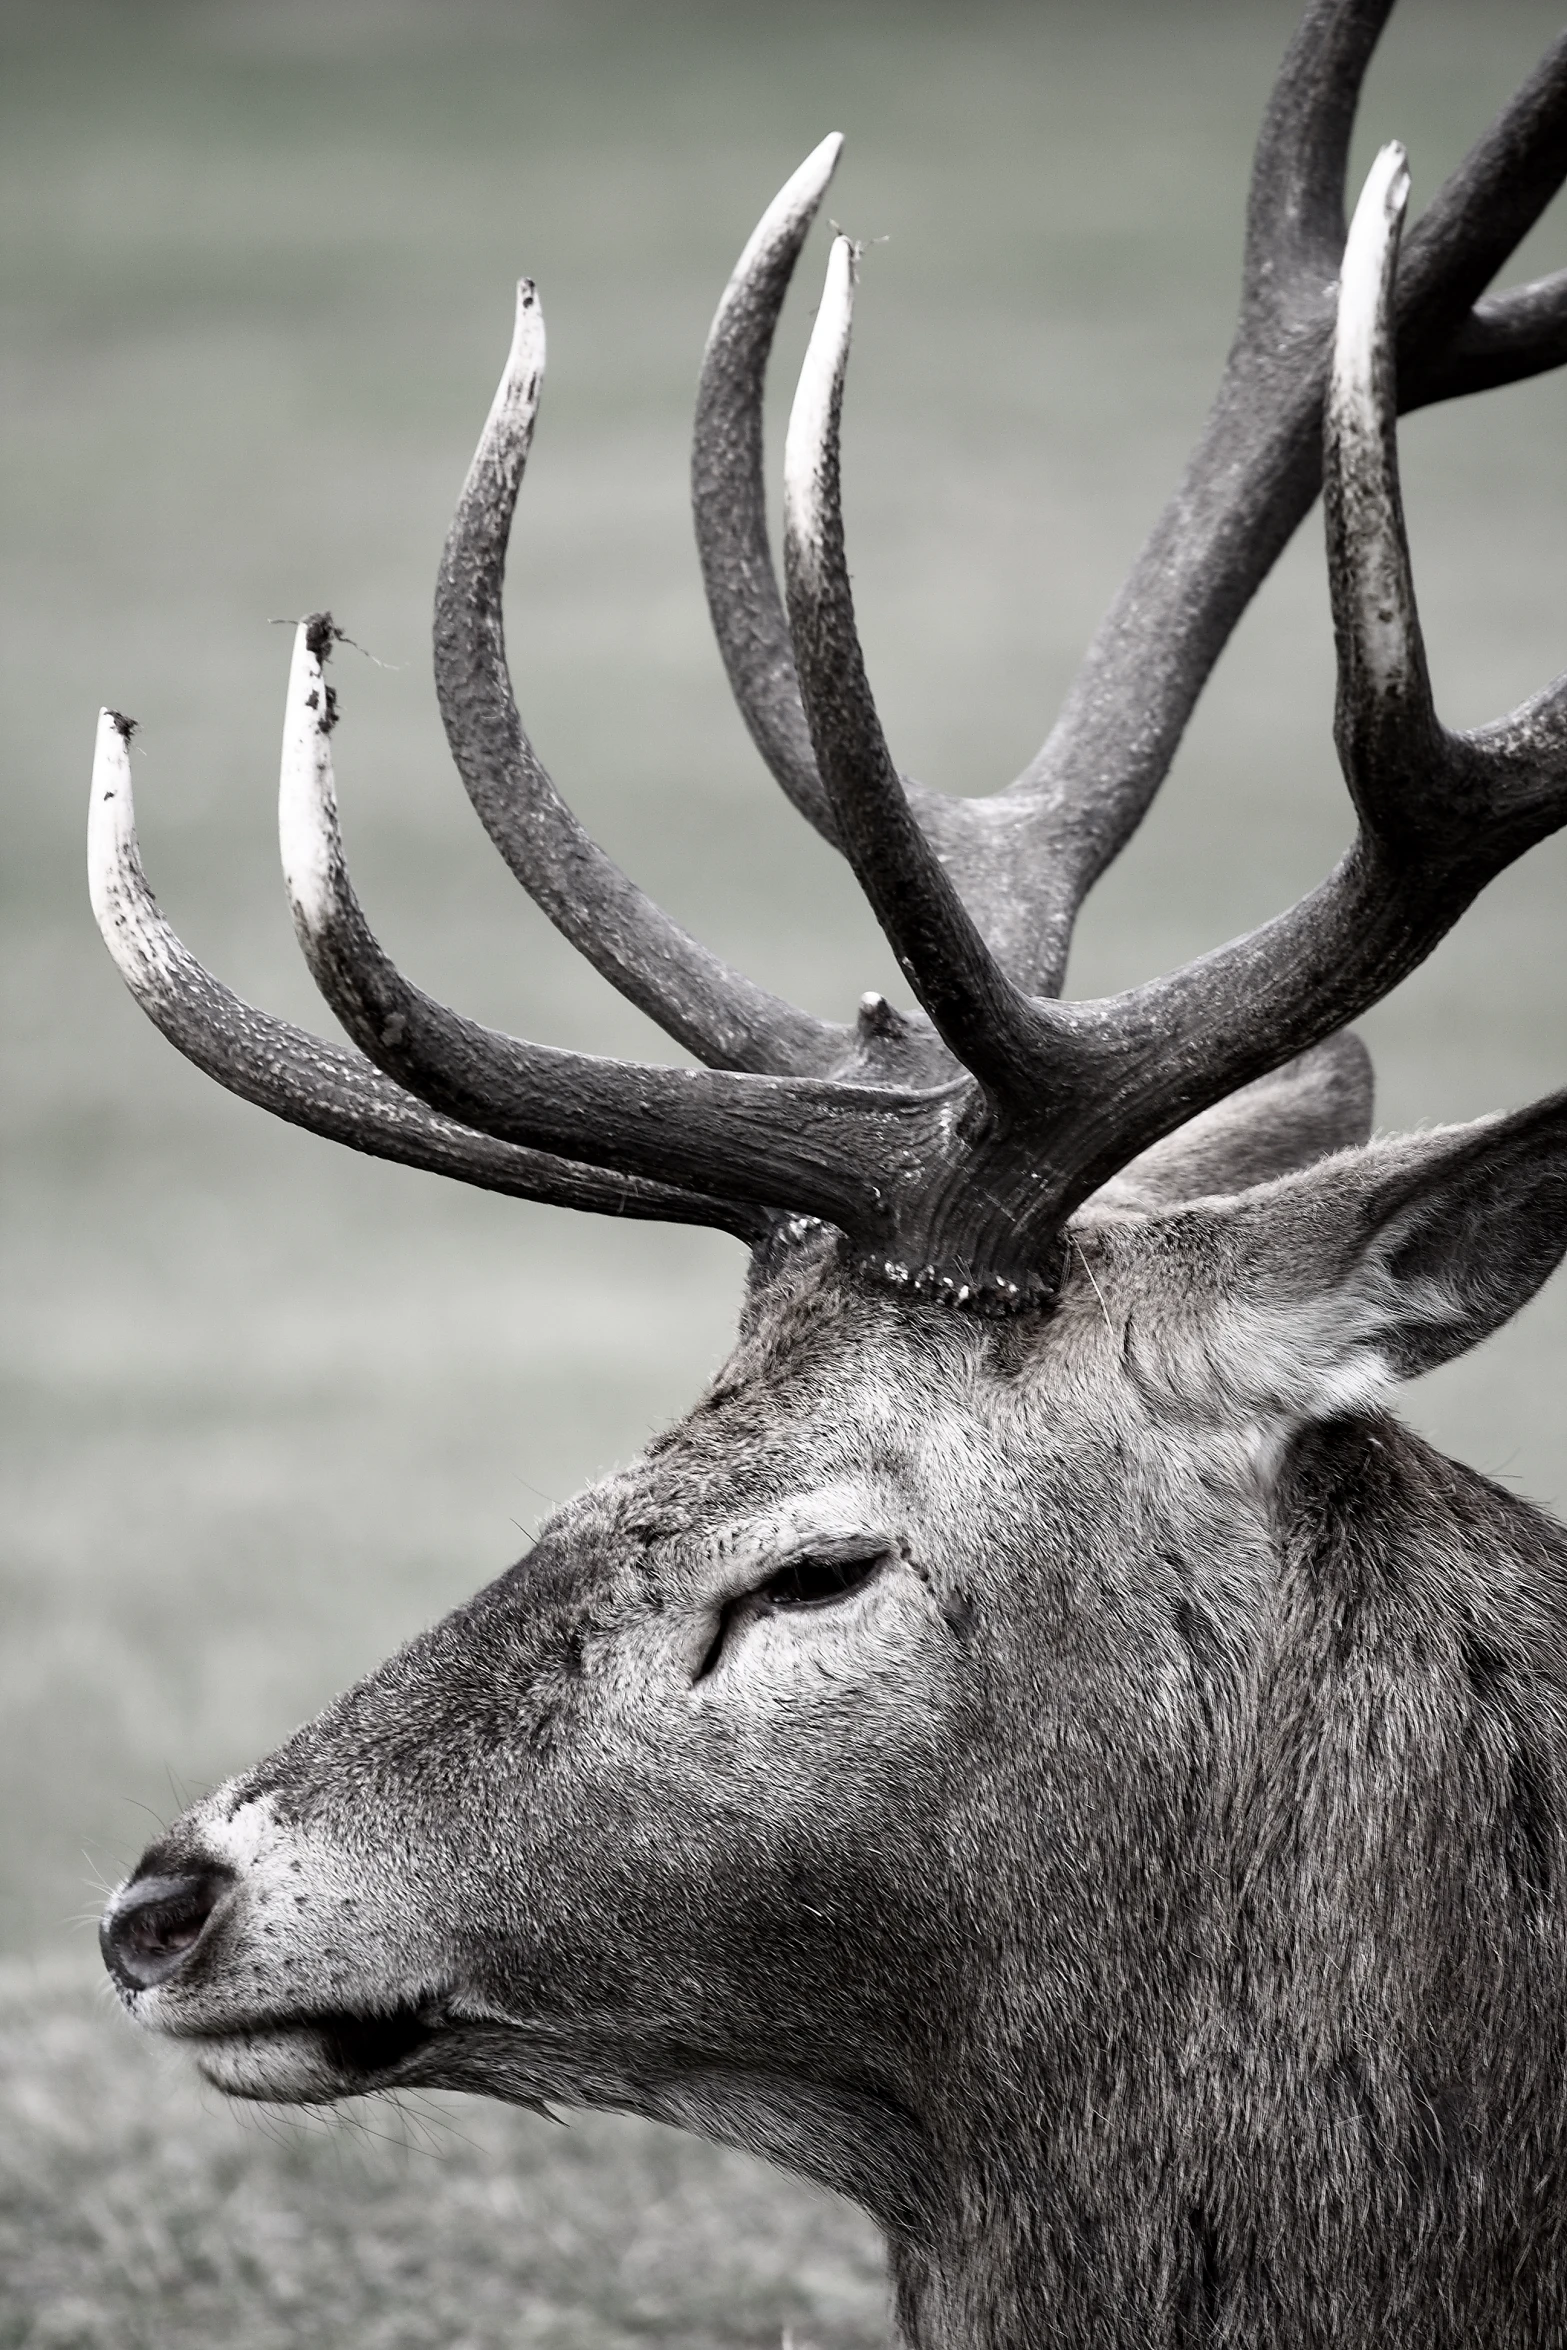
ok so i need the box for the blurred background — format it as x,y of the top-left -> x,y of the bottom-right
3,1 -> 1564,2341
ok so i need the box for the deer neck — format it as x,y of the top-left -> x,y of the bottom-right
883,1416 -> 1567,2349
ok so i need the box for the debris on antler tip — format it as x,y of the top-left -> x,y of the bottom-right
1369,139 -> 1410,217
91,705 -> 135,815
303,610 -> 340,664
472,280 -> 546,458
90,709 -> 138,888
508,277 -> 545,350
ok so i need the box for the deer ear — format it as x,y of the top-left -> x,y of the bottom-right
1346,1095 -> 1567,1379
1097,1031 -> 1373,1210
1213,1091 -> 1567,1397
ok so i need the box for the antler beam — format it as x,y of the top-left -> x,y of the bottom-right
965,7 -> 1567,993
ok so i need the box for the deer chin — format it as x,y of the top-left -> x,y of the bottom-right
191,2000 -> 444,2103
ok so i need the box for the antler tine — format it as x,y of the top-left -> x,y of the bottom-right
88,711 -> 763,1238
1326,151 -> 1567,871
279,619 -> 953,1244
1411,267 -> 1567,409
689,139 -> 1051,1022
1397,29 -> 1567,375
781,237 -> 1052,1103
432,280 -> 843,1081
1240,0 -> 1394,299
1324,145 -> 1444,829
692,132 -> 845,848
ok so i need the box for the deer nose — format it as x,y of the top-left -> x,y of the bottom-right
101,1868 -> 229,1992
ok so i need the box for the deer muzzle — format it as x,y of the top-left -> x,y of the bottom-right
98,1788 -> 469,2104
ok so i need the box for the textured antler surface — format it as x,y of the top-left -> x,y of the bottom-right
782,237 -> 1048,1103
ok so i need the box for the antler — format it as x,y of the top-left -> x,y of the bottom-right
89,0 -> 1567,1314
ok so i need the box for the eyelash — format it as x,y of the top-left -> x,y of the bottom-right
693,1548 -> 887,1681
757,1551 -> 885,1609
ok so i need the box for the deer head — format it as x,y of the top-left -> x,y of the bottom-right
92,3 -> 1567,2341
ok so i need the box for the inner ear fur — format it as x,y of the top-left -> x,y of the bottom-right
1093,1031 -> 1374,1212
1214,1089 -> 1567,1389
1354,1093 -> 1567,1378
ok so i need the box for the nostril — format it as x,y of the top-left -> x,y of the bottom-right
101,1869 -> 229,1992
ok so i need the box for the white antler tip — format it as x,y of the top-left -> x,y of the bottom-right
88,706 -> 138,912
783,235 -> 862,570
775,132 -> 845,225
92,704 -> 134,778
505,277 -> 546,379
278,620 -> 341,939
805,130 -> 845,184
86,705 -> 188,999
1347,141 -> 1410,264
1335,140 -> 1411,408
1371,139 -> 1410,216
825,232 -> 858,304
720,134 -> 846,308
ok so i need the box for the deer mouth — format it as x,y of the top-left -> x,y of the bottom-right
191,1998 -> 444,2102
314,2000 -> 440,2078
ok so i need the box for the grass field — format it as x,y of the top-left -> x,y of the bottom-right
4,0 -> 1566,2340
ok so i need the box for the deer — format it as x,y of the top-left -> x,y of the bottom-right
88,2 -> 1567,2342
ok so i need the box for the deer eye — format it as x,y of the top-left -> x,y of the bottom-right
756,1548 -> 885,1609
693,1544 -> 890,1681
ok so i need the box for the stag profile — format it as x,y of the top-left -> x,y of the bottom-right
91,3 -> 1567,2343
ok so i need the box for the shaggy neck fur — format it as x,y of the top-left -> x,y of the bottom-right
885,1415 -> 1567,2350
